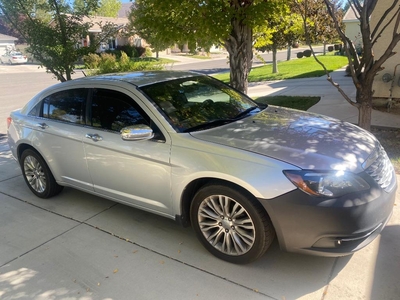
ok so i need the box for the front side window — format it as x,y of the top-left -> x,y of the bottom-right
42,89 -> 87,124
140,76 -> 259,132
91,89 -> 149,132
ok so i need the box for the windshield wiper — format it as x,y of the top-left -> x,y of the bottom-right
184,119 -> 234,133
233,106 -> 260,120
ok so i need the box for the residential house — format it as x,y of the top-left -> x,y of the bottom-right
78,16 -> 136,52
343,5 -> 362,51
343,2 -> 400,102
371,0 -> 400,100
0,33 -> 17,55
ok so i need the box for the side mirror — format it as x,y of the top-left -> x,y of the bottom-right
120,124 -> 154,141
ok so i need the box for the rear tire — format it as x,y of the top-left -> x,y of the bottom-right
190,183 -> 274,264
20,149 -> 63,198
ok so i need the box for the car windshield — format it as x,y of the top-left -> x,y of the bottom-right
140,76 -> 261,132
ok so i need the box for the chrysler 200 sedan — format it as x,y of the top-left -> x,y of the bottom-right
7,71 -> 397,264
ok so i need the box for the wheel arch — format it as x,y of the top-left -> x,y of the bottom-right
17,143 -> 42,162
176,177 -> 273,229
17,143 -> 37,161
16,143 -> 55,176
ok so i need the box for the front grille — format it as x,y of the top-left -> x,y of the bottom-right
365,145 -> 395,192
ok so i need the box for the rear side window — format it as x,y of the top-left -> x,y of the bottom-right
42,89 -> 87,124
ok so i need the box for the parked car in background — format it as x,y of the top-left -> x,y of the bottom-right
6,71 -> 397,264
0,51 -> 28,64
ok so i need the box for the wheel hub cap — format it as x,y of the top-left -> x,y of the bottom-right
24,155 -> 46,193
198,195 -> 255,256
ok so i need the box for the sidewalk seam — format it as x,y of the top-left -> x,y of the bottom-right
1,191 -> 277,299
321,257 -> 339,300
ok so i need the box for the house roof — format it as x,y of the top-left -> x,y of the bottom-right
0,33 -> 18,42
343,5 -> 359,22
118,3 -> 132,18
82,16 -> 129,32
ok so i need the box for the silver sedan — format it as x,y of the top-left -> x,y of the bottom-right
7,71 -> 397,264
1,51 -> 28,64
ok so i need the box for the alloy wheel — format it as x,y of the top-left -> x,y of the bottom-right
24,155 -> 47,193
197,194 -> 256,256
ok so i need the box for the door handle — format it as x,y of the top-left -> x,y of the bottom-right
85,133 -> 103,142
36,123 -> 48,129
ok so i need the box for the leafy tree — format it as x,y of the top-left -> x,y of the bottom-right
254,3 -> 303,73
294,0 -> 343,54
0,0 -> 120,82
127,1 -> 172,58
302,0 -> 400,130
96,0 -> 121,17
129,0 -> 283,94
73,0 -> 88,13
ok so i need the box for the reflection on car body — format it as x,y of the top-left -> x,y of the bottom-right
7,71 -> 397,264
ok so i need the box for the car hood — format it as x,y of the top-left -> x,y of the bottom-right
190,106 -> 378,173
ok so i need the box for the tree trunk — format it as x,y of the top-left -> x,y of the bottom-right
272,45 -> 278,73
225,19 -> 253,94
323,41 -> 326,55
356,89 -> 373,131
287,44 -> 291,61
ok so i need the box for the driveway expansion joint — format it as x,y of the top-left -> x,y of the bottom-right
1,191 -> 277,298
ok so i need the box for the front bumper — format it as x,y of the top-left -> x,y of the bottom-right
260,173 -> 397,256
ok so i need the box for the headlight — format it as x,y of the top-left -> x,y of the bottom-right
283,170 -> 370,197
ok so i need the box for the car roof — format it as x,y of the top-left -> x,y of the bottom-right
70,70 -> 203,88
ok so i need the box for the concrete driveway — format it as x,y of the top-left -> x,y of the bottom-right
1,64 -> 399,300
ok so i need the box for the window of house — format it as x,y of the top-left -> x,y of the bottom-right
134,38 -> 142,47
108,38 -> 116,50
42,89 -> 87,124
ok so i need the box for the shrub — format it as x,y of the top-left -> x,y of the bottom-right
118,51 -> 131,72
98,52 -> 118,74
135,46 -> 147,57
143,47 -> 153,58
105,49 -> 122,58
296,52 -> 304,58
303,49 -> 312,57
83,53 -> 101,69
116,45 -> 137,58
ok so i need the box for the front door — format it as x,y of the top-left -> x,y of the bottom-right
83,88 -> 173,215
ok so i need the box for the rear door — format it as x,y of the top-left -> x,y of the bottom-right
82,87 -> 173,215
32,88 -> 93,191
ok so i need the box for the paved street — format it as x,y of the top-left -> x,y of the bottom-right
0,60 -> 399,300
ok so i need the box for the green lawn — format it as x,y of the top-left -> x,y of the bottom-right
213,53 -> 348,82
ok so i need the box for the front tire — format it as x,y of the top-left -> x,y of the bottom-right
20,149 -> 63,198
191,183 -> 275,264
